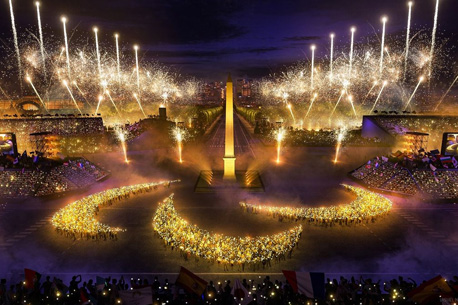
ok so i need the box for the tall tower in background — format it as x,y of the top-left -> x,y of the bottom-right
223,74 -> 236,180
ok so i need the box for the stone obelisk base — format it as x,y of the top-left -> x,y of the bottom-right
223,157 -> 236,180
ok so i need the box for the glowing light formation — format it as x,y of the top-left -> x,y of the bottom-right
240,184 -> 392,223
153,194 -> 303,264
51,181 -> 179,238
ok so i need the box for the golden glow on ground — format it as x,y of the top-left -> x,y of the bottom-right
51,180 -> 179,238
240,184 -> 392,223
153,195 -> 302,264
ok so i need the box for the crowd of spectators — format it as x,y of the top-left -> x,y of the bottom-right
0,117 -> 105,154
369,115 -> 458,149
0,158 -> 109,198
412,170 -> 458,200
351,152 -> 458,199
1,272 -> 457,305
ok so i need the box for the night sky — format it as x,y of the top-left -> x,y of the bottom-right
1,0 -> 457,81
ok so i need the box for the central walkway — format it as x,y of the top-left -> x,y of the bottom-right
206,113 -> 257,158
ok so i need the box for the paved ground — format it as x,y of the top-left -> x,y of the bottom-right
1,114 -> 458,283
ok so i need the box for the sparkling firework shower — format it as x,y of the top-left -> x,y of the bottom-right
429,0 -> 440,80
404,1 -> 413,81
434,75 -> 458,111
330,90 -> 346,119
93,27 -> 102,77
275,127 -> 286,164
26,76 -> 47,112
349,27 -> 356,75
61,16 -> 71,79
380,16 -> 387,74
35,1 -> 46,76
8,0 -> 23,92
133,93 -> 147,118
63,80 -> 82,114
255,0 -> 455,129
287,103 -> 296,125
404,76 -> 424,111
334,128 -> 347,164
305,93 -> 318,118
116,127 -> 129,164
115,33 -> 121,79
370,81 -> 387,113
105,90 -> 121,117
329,34 -> 334,81
310,45 -> 316,89
134,45 -> 140,91
0,0 -> 201,123
174,127 -> 184,163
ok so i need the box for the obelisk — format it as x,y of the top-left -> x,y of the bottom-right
223,74 -> 236,180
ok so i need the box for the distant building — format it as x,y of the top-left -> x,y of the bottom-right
0,96 -> 85,114
197,82 -> 223,105
361,114 -> 458,151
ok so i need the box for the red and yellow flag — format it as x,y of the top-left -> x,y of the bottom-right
175,266 -> 207,295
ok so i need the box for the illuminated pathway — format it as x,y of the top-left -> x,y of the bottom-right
207,114 -> 257,158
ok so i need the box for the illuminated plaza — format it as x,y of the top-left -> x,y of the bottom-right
0,0 -> 458,304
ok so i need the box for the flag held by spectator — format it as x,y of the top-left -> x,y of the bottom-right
119,287 -> 152,305
231,279 -> 252,305
282,270 -> 325,299
96,276 -> 105,291
24,268 -> 41,290
407,275 -> 452,305
176,266 -> 207,295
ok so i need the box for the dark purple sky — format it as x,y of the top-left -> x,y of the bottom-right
1,0 -> 457,81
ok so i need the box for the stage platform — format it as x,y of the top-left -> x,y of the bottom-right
194,170 -> 264,192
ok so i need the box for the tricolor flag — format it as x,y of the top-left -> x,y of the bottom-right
52,277 -> 68,294
452,157 -> 458,168
24,268 -> 41,290
119,287 -> 152,305
96,276 -> 106,291
175,266 -> 207,295
407,275 -> 452,305
231,279 -> 252,305
282,270 -> 325,299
